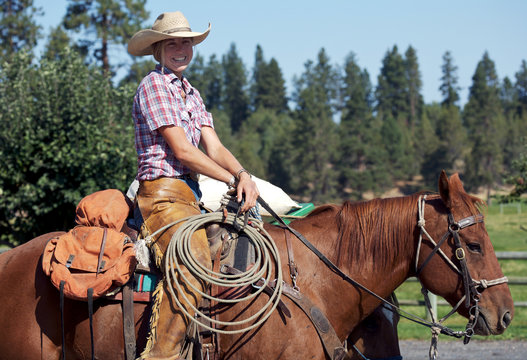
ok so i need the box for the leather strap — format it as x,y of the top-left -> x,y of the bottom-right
60,280 -> 66,360
278,282 -> 350,360
96,228 -> 108,275
208,238 -> 226,358
284,229 -> 298,285
122,280 -> 136,360
220,265 -> 292,318
87,288 -> 95,360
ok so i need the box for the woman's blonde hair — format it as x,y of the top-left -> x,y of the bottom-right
152,41 -> 165,65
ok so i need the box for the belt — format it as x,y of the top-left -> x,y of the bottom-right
175,172 -> 200,182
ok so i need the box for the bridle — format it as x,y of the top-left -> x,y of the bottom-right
414,195 -> 508,357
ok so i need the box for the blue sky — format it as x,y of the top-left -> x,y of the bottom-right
35,0 -> 526,105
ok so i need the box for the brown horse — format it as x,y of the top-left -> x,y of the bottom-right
0,172 -> 512,359
0,235 -> 400,360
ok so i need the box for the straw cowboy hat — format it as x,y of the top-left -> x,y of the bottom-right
128,11 -> 210,56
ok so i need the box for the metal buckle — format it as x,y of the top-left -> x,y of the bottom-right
251,278 -> 266,290
455,247 -> 465,260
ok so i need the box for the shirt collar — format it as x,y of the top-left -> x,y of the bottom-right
154,64 -> 193,94
155,64 -> 180,83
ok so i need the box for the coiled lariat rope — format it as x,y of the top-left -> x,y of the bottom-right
145,211 -> 283,335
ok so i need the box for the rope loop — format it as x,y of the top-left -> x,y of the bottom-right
162,211 -> 283,335
479,279 -> 489,289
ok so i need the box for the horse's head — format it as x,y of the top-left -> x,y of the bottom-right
416,171 -> 514,337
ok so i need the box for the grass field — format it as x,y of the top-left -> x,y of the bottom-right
395,201 -> 527,341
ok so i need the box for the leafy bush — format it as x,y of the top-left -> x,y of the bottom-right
0,49 -> 136,246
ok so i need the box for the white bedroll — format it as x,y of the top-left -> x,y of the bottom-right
127,175 -> 302,216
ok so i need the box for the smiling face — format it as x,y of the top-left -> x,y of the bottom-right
161,37 -> 193,77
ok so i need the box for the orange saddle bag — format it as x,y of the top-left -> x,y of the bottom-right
41,189 -> 137,301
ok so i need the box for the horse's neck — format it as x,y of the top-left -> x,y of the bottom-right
303,198 -> 418,313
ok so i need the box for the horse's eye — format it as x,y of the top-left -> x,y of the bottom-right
466,242 -> 482,253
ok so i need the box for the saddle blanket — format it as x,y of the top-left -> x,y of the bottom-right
107,272 -> 158,303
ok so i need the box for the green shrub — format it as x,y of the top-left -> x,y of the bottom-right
0,49 -> 136,246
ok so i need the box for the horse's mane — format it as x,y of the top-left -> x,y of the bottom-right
331,194 -> 422,269
303,189 -> 485,271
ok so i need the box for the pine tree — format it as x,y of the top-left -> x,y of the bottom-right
463,52 -> 505,199
250,45 -> 265,110
421,104 -> 463,187
376,45 -> 408,120
439,51 -> 461,107
185,53 -> 206,92
222,43 -> 249,132
404,46 -> 423,129
119,58 -> 155,87
203,54 -> 223,110
429,50 -> 467,184
376,45 -> 415,180
62,0 -> 148,75
403,46 -> 424,177
338,52 -> 389,199
501,76 -> 524,174
0,0 -> 42,62
42,25 -> 78,61
234,109 -> 284,179
290,49 -> 338,202
250,45 -> 288,113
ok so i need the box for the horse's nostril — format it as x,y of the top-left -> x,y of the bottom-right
501,311 -> 512,329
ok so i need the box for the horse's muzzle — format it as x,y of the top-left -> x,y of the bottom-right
475,307 -> 513,335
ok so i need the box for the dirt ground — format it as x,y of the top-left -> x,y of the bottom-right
399,339 -> 527,360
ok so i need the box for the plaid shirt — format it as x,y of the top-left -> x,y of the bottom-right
133,65 -> 214,181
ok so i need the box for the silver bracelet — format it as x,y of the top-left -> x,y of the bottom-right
227,175 -> 236,188
236,168 -> 251,179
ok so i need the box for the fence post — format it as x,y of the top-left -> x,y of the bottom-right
426,293 -> 437,321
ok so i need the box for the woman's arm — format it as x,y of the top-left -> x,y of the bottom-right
158,125 -> 259,212
158,125 -> 231,182
200,126 -> 259,212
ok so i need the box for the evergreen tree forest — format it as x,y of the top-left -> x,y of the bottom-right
1,0 -> 527,246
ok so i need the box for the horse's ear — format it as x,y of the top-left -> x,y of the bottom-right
438,170 -> 452,209
448,173 -> 466,193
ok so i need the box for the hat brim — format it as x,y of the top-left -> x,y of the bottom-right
128,24 -> 210,56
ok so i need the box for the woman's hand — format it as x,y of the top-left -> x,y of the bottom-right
237,172 -> 259,213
